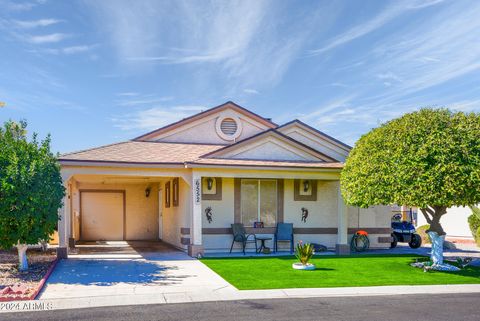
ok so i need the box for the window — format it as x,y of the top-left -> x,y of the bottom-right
240,179 -> 277,227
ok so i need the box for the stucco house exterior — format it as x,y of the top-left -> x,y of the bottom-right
57,101 -> 393,258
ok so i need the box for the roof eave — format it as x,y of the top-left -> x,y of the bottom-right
58,159 -> 186,168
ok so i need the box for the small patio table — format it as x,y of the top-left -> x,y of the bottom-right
256,236 -> 272,254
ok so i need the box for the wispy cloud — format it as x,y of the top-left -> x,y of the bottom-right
29,44 -> 96,55
243,88 -> 259,95
115,94 -> 174,107
26,33 -> 69,44
117,92 -> 139,97
85,0 -> 335,88
112,105 -> 205,130
309,0 -> 445,55
0,0 -> 38,11
13,18 -> 62,29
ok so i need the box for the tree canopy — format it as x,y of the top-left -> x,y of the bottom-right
341,108 -> 480,210
0,120 -> 65,249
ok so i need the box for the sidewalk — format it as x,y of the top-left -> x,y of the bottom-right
2,282 -> 480,313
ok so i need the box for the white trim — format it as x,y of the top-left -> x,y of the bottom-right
185,163 -> 342,173
278,122 -> 351,152
207,131 -> 333,161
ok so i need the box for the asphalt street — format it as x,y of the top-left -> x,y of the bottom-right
2,293 -> 480,321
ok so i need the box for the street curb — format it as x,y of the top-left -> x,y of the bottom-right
1,283 -> 480,313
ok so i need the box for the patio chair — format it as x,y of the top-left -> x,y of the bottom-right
274,223 -> 294,253
229,223 -> 257,255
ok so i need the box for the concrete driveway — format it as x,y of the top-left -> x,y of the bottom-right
39,242 -> 235,302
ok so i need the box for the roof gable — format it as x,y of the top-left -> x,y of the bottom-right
202,129 -> 337,162
276,120 -> 351,162
133,101 -> 277,143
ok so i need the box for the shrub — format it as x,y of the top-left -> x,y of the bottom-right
476,227 -> 480,247
295,241 -> 314,265
416,224 -> 431,244
468,214 -> 480,241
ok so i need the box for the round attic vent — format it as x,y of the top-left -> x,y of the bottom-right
220,118 -> 237,135
215,115 -> 242,141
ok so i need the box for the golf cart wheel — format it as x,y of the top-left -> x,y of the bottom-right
390,234 -> 398,248
409,234 -> 422,249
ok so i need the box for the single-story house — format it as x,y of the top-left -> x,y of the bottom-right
57,101 -> 393,258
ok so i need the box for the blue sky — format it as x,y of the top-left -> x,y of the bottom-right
1,0 -> 480,153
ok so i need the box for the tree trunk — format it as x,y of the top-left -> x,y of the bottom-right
420,206 -> 447,263
16,243 -> 28,271
428,231 -> 444,265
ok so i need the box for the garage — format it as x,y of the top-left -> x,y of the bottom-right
80,190 -> 125,241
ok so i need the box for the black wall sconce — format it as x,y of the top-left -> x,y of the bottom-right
303,180 -> 310,192
145,187 -> 151,198
206,177 -> 214,190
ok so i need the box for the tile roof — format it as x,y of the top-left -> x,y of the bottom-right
59,140 -> 344,169
59,141 -> 224,164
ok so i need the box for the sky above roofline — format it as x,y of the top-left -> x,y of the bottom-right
0,0 -> 479,153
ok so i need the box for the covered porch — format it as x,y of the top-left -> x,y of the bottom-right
188,167 -> 352,256
57,165 -> 195,258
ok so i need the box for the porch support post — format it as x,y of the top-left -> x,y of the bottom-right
188,171 -> 204,257
336,182 -> 350,255
57,177 -> 70,259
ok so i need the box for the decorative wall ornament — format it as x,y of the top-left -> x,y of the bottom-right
172,177 -> 179,207
205,206 -> 213,223
301,207 -> 309,223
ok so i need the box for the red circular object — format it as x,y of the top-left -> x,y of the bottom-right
356,230 -> 368,236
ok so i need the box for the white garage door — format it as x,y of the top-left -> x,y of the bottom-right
81,191 -> 125,241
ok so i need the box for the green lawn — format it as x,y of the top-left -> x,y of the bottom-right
200,255 -> 480,290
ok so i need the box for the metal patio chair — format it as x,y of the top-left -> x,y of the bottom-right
229,223 -> 257,255
274,223 -> 294,253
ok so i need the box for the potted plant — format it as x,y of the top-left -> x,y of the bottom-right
292,241 -> 316,270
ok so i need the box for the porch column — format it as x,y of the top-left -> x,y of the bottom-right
336,182 -> 350,255
188,172 -> 204,257
57,176 -> 70,259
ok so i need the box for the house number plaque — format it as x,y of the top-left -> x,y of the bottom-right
194,178 -> 201,205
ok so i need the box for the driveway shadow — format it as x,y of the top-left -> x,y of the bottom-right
47,259 -> 193,286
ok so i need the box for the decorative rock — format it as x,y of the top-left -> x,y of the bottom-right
410,261 -> 460,272
292,263 -> 316,270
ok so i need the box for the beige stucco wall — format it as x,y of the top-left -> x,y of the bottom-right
201,178 -> 391,252
348,205 -> 392,248
155,110 -> 268,144
162,178 -> 191,250
282,130 -> 348,162
71,182 -> 159,241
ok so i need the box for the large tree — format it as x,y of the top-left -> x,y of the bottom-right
0,120 -> 64,270
341,108 -> 480,265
